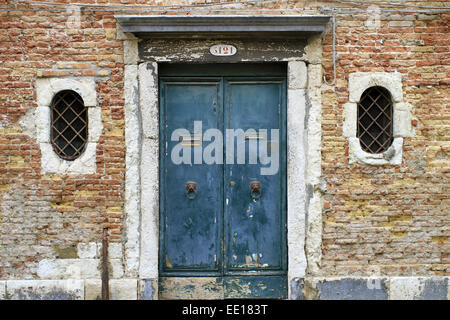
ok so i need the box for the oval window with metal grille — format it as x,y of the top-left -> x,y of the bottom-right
50,90 -> 88,160
357,86 -> 393,154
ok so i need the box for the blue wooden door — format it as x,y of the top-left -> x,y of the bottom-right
160,79 -> 223,274
223,79 -> 287,298
159,65 -> 286,299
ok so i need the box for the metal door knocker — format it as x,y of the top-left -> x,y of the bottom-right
186,181 -> 197,200
250,181 -> 261,200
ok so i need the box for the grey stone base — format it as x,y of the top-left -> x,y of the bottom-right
0,277 -> 448,300
290,277 -> 449,300
0,278 -> 157,300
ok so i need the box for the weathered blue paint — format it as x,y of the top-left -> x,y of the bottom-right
291,277 -> 450,300
290,278 -> 305,300
140,279 -> 156,300
416,278 -> 448,300
159,65 -> 287,298
160,79 -> 223,275
224,79 -> 287,274
224,276 -> 287,299
14,289 -> 80,300
290,278 -> 389,300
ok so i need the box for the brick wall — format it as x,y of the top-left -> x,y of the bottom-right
0,0 -> 448,282
320,6 -> 449,277
0,2 -> 125,279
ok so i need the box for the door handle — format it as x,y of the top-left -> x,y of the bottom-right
186,181 -> 197,200
250,181 -> 261,200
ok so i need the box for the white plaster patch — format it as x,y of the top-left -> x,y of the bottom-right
36,77 -> 97,107
40,141 -> 100,174
18,107 -> 36,137
307,63 -> 323,88
37,259 -> 100,279
349,72 -> 403,103
389,277 -> 424,300
0,281 -> 6,299
342,102 -> 357,138
35,76 -> 102,174
77,242 -> 98,259
139,62 -> 159,139
84,279 -> 101,300
35,106 -> 50,143
108,242 -> 123,259
393,102 -> 414,137
110,259 -> 125,279
109,279 -> 138,300
305,34 -> 323,64
124,40 -> 139,65
84,278 -> 138,300
88,107 -> 103,142
348,137 -> 403,165
288,61 -> 307,89
37,257 -> 124,280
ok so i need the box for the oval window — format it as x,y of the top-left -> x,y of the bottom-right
357,86 -> 393,154
50,90 -> 88,160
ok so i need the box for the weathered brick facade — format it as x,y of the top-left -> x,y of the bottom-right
320,5 -> 449,277
0,0 -> 448,299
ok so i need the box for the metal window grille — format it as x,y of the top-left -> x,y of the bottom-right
50,90 -> 88,161
357,86 -> 393,154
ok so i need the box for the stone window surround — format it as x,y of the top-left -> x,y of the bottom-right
343,72 -> 414,166
35,77 -> 102,174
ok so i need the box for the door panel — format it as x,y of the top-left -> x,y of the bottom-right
160,80 -> 223,274
224,80 -> 286,273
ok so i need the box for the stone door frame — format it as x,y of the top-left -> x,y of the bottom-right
119,16 -> 328,299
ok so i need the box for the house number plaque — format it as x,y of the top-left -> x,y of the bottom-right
210,44 -> 237,56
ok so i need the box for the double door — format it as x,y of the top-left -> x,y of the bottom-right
159,64 -> 287,299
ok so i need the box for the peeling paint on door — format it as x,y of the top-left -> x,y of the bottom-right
159,65 -> 287,299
